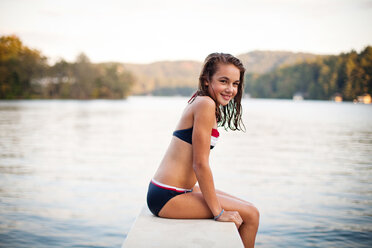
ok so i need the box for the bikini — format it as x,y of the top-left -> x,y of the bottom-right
173,127 -> 219,150
147,127 -> 220,216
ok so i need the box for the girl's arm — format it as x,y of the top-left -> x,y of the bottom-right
192,97 -> 243,228
191,97 -> 222,216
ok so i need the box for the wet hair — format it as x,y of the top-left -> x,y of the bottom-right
189,53 -> 246,131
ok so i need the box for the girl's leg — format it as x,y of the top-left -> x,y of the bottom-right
193,185 -> 253,205
158,190 -> 259,248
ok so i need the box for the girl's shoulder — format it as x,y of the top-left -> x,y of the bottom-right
191,96 -> 216,110
189,96 -> 216,123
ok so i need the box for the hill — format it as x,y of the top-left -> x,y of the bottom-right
122,61 -> 201,94
122,51 -> 321,95
237,50 -> 322,74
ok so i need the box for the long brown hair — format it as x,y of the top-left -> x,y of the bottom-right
189,53 -> 246,131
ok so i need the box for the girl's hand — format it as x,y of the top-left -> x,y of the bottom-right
216,210 -> 243,229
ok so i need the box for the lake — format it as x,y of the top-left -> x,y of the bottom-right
0,97 -> 371,247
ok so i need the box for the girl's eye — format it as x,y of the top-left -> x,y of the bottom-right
233,82 -> 239,87
220,80 -> 227,83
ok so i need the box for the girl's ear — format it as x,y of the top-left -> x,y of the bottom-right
205,80 -> 209,86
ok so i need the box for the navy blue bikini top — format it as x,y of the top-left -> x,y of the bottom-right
173,127 -> 220,149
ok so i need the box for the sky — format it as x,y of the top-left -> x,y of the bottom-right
1,0 -> 372,64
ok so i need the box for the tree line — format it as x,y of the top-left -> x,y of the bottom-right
0,35 -> 134,99
1,35 -> 371,101
244,46 -> 372,101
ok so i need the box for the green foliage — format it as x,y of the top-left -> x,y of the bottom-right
91,63 -> 134,99
0,35 -> 134,99
0,35 -> 47,99
244,46 -> 372,101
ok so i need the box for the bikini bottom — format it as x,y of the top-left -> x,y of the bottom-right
146,178 -> 193,216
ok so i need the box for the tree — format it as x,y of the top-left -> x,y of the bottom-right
0,35 -> 47,99
244,46 -> 372,101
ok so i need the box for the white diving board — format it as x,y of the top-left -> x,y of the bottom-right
123,206 -> 243,248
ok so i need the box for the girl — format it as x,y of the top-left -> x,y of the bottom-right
147,53 -> 259,248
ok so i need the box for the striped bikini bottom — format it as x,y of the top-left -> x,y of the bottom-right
146,179 -> 193,216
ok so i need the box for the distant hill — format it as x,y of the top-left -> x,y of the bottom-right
122,61 -> 201,94
119,51 -> 323,95
237,50 -> 322,74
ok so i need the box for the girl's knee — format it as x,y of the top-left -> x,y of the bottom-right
242,205 -> 260,226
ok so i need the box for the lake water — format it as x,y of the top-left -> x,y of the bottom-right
0,96 -> 371,248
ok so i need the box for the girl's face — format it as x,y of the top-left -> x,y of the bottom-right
206,63 -> 241,106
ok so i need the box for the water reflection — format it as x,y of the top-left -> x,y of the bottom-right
0,98 -> 371,247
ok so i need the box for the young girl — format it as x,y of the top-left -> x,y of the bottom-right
147,53 -> 259,248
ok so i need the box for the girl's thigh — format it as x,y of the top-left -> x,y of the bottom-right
158,190 -> 257,221
158,191 -> 213,218
193,185 -> 255,206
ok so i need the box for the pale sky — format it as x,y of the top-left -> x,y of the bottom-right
1,0 -> 371,64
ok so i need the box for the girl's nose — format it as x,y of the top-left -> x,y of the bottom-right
226,84 -> 233,93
